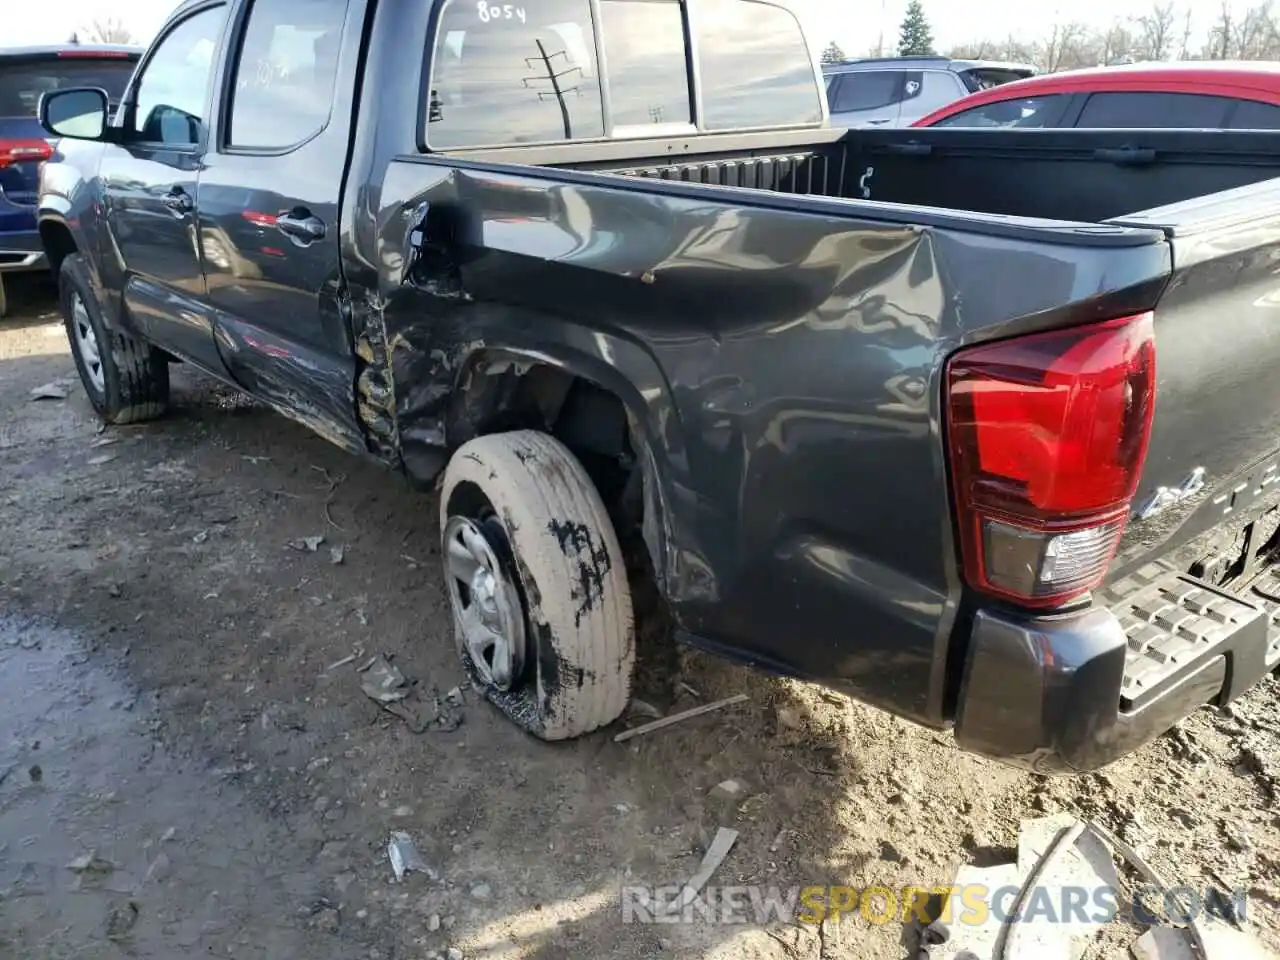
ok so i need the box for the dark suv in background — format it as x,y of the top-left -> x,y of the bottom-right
0,43 -> 140,314
822,55 -> 1035,127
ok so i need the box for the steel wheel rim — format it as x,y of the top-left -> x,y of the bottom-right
71,294 -> 105,394
442,514 -> 527,690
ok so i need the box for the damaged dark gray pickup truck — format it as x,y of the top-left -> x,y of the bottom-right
35,0 -> 1280,771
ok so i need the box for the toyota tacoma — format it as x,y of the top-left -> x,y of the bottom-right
34,0 -> 1280,771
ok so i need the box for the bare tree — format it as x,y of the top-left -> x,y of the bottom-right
1178,7 -> 1195,57
911,2 -> 1280,70
1134,1 -> 1177,58
1207,0 -> 1236,57
1042,21 -> 1091,71
83,18 -> 135,44
1100,23 -> 1135,64
1236,1 -> 1280,58
948,39 -> 997,59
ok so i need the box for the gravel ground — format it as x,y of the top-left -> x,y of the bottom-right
1,274 -> 1277,959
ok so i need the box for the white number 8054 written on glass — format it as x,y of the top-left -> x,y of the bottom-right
478,2 -> 527,22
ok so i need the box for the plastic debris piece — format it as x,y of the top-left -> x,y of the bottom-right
30,381 -> 68,400
665,827 -> 738,914
360,655 -> 408,703
387,831 -> 435,881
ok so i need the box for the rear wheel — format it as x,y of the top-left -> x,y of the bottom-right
439,430 -> 635,740
60,254 -> 169,424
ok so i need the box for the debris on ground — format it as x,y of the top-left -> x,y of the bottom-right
87,453 -> 117,466
145,852 -> 172,883
387,831 -> 436,881
288,535 -> 325,553
709,779 -> 746,802
104,901 -> 139,940
329,545 -> 345,565
191,530 -> 210,545
666,827 -> 738,914
1087,819 -> 1215,960
926,814 -> 1118,959
1131,923 -> 1279,959
613,694 -> 748,743
67,852 -> 115,877
386,691 -> 451,733
775,705 -> 804,731
29,381 -> 68,401
356,656 -> 463,732
359,655 -> 409,703
626,698 -> 664,721
325,653 -> 358,672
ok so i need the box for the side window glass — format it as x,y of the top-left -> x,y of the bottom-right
132,6 -> 227,145
830,71 -> 902,113
427,0 -> 604,148
600,0 -> 691,130
1076,92 -> 1233,128
1228,99 -> 1280,129
695,0 -> 821,129
227,0 -> 349,149
935,94 -> 1068,128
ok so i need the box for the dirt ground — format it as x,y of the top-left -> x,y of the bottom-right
1,274 -> 1277,960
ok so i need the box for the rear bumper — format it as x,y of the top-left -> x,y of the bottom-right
955,561 -> 1280,773
0,230 -> 46,273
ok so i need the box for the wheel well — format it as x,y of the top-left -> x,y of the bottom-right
450,358 -> 656,578
39,221 -> 77,277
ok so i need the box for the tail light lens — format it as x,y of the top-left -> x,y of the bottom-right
0,138 -> 55,170
946,312 -> 1156,608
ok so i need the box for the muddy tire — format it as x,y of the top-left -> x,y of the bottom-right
59,254 -> 169,424
439,430 -> 634,740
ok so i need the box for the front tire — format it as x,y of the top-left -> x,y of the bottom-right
439,430 -> 635,740
60,254 -> 169,424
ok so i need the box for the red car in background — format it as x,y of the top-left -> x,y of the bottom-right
913,61 -> 1280,128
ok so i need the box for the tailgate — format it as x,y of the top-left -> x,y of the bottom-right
1108,178 -> 1280,606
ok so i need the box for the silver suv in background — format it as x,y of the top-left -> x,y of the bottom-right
822,56 -> 1036,127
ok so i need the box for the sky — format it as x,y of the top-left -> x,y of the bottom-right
9,0 -> 1219,57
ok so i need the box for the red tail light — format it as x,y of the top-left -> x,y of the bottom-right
0,138 -> 54,170
945,312 -> 1156,608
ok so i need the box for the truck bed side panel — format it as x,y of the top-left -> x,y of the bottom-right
368,157 -> 1170,725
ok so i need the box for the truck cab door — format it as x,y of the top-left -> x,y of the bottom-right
98,3 -> 230,373
195,0 -> 366,453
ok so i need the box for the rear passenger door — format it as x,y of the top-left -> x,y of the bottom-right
826,70 -> 905,127
195,0 -> 368,452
